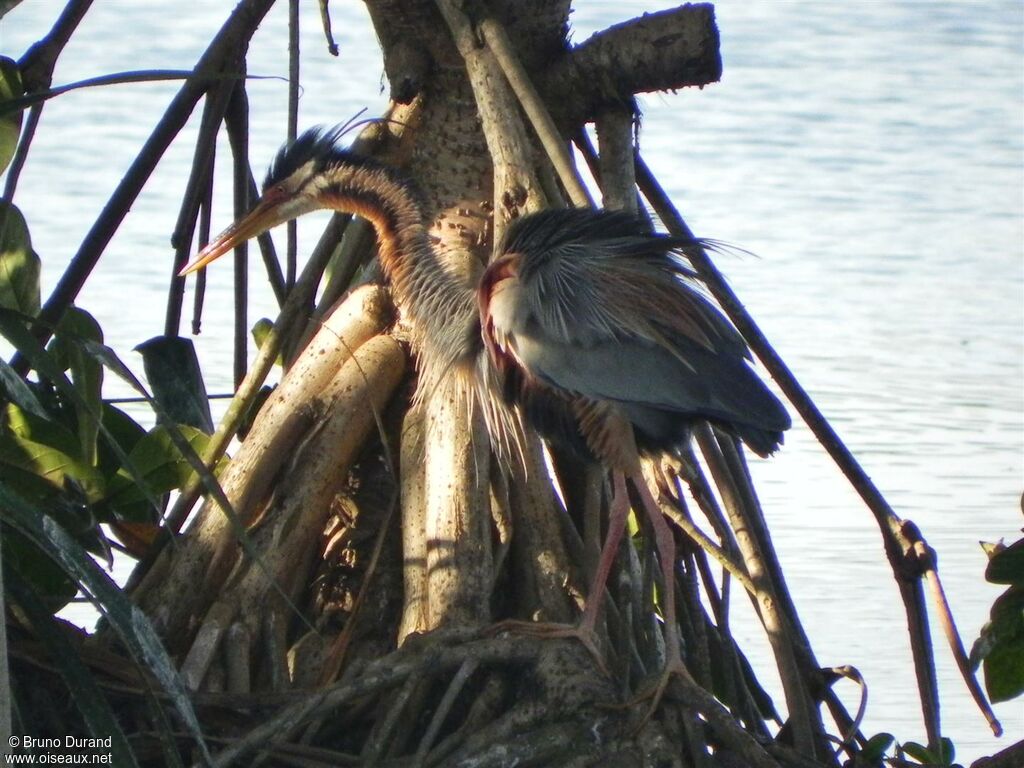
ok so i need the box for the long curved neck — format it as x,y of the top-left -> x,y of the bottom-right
318,161 -> 480,384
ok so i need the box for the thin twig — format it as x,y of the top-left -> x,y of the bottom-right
478,17 -> 593,208
165,68 -> 234,337
916,534 -> 1001,736
655,489 -> 755,597
635,152 -> 946,746
206,634 -> 537,768
286,0 -> 300,290
12,0 -> 276,374
414,658 -> 479,761
1,103 -> 41,202
17,0 -> 93,93
318,0 -> 340,56
225,73 -> 250,389
190,151 -> 216,335
696,425 -> 822,759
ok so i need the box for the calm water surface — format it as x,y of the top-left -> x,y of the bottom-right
3,1 -> 1022,761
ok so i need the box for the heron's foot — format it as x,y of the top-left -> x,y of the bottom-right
624,651 -> 689,731
487,619 -> 608,676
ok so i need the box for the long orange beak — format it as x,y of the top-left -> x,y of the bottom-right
178,190 -> 287,276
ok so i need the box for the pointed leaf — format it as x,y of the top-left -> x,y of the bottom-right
77,338 -> 315,636
101,424 -> 222,521
5,401 -> 80,458
980,540 -> 1003,560
49,307 -> 105,464
0,201 -> 40,317
0,416 -> 105,501
0,56 -> 23,174
985,538 -> 1024,586
980,585 -> 1024,702
984,635 -> 1024,703
862,733 -> 894,763
938,738 -> 955,764
0,356 -> 49,420
901,742 -> 936,764
136,336 -> 214,433
95,403 -> 148,479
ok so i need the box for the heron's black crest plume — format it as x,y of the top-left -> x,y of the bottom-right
262,123 -> 429,218
264,125 -> 349,189
263,112 -> 393,189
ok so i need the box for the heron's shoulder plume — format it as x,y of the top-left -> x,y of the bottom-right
503,208 -> 705,285
501,209 -> 645,255
264,125 -> 353,188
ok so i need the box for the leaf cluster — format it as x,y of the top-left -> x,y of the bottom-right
0,52 -> 221,764
971,531 -> 1024,704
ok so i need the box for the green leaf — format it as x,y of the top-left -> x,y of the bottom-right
5,401 -> 81,458
0,434 -> 112,562
0,356 -> 49,420
101,424 -> 221,521
0,201 -> 41,317
251,317 -> 273,349
937,738 -> 955,764
95,403 -> 147,480
250,317 -> 283,366
0,409 -> 106,501
901,741 -> 936,764
980,586 -> 1024,702
862,733 -> 894,763
6,573 -> 140,767
136,335 -> 214,433
0,482 -> 209,765
985,538 -> 1024,586
0,56 -> 23,174
0,309 -> 163,518
49,307 -> 105,464
4,527 -> 77,610
76,337 -> 314,637
987,586 -> 1024,641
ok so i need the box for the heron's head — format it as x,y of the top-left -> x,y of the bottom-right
179,126 -> 356,275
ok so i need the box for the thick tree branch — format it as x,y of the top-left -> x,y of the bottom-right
544,4 -> 721,125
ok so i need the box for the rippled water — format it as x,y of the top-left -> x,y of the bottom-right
4,1 -> 1022,761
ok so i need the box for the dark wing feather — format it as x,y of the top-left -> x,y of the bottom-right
503,209 -> 744,354
497,209 -> 790,455
513,332 -> 789,431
